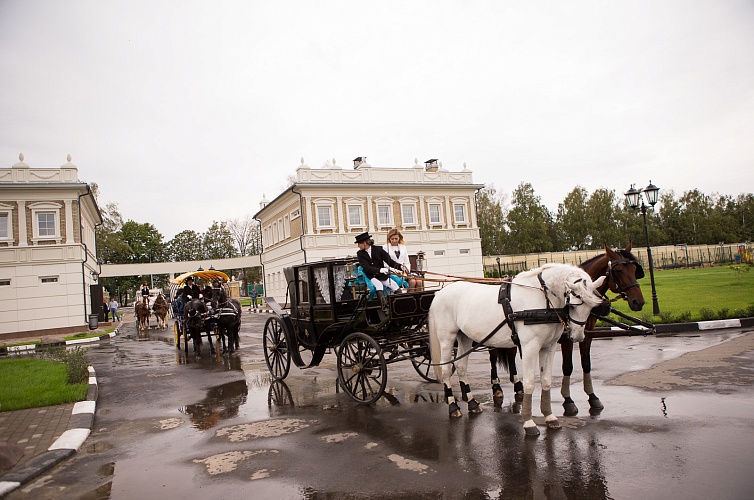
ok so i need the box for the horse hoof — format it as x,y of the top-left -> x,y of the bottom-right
588,394 -> 604,410
563,399 -> 579,417
468,399 -> 483,413
514,392 -> 524,403
450,410 -> 463,418
546,419 -> 562,429
449,402 -> 462,418
493,395 -> 504,408
524,426 -> 540,437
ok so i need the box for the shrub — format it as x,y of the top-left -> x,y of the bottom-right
37,346 -> 90,384
717,308 -> 730,319
676,311 -> 692,322
699,308 -> 716,321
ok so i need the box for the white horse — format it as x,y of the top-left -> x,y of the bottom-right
429,263 -> 605,436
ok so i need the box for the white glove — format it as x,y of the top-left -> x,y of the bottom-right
380,267 -> 389,275
187,295 -> 192,300
199,294 -> 203,299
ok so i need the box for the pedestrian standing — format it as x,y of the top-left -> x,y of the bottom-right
251,287 -> 258,310
109,298 -> 120,322
103,301 -> 110,322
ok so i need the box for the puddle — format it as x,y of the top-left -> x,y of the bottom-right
86,441 -> 114,453
179,379 -> 249,430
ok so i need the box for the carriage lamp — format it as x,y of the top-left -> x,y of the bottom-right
345,256 -> 359,278
416,251 -> 427,273
197,266 -> 204,272
209,265 -> 215,270
625,181 -> 660,315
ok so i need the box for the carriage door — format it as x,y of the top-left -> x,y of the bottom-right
295,267 -> 311,322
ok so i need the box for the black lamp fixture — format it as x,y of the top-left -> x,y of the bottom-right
495,256 -> 501,278
209,265 -> 215,271
625,181 -> 661,315
197,266 -> 204,272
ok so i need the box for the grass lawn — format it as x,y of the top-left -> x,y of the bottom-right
0,357 -> 88,412
609,265 -> 754,322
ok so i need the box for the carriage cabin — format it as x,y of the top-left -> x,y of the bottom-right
279,258 -> 435,347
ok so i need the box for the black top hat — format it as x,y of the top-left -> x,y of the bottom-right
186,277 -> 194,282
354,232 -> 372,244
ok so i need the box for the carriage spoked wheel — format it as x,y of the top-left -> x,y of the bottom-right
337,332 -> 387,405
410,340 -> 439,383
263,316 -> 291,381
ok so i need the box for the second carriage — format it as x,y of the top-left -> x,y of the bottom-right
263,257 -> 439,404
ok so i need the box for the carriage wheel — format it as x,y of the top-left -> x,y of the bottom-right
263,316 -> 291,381
337,332 -> 387,405
173,322 -> 180,347
410,340 -> 439,383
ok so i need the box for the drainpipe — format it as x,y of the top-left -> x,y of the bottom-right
78,190 -> 89,323
291,186 -> 307,264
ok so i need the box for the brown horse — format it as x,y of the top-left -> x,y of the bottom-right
490,243 -> 646,415
152,293 -> 169,330
135,296 -> 151,331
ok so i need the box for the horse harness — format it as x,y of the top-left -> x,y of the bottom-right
605,256 -> 643,300
495,272 -> 590,357
437,272 -> 587,367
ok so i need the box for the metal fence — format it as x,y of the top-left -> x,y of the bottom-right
483,242 -> 752,276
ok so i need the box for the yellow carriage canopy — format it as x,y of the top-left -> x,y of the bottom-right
170,270 -> 230,286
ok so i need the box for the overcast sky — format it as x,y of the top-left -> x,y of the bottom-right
2,0 -> 752,240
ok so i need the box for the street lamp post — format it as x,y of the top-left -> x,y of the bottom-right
625,181 -> 661,315
495,256 -> 502,278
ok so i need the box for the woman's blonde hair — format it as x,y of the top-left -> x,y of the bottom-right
386,228 -> 404,245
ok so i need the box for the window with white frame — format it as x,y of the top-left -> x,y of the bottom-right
428,203 -> 443,226
30,202 -> 61,241
290,208 -> 300,220
0,210 -> 10,240
400,202 -> 417,226
347,204 -> 363,227
315,202 -> 334,229
284,215 -> 290,238
376,202 -> 393,227
453,203 -> 468,225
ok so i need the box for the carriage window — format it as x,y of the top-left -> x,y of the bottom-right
297,269 -> 310,304
313,266 -> 330,304
332,264 -> 352,302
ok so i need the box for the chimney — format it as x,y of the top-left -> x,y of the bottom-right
353,156 -> 364,169
424,159 -> 439,172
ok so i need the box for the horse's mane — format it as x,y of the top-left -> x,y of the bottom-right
581,247 -> 639,268
580,252 -> 605,268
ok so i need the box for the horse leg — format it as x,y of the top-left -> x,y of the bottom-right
489,349 -> 504,407
580,337 -> 603,413
439,336 -> 462,418
456,336 -> 482,414
560,340 -> 578,416
540,345 -> 561,430
192,330 -> 201,356
506,347 -> 524,402
207,326 -> 216,354
520,344 -> 540,437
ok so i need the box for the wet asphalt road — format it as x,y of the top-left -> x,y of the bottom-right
7,314 -> 754,500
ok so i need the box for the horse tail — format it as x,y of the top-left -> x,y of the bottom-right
494,347 -> 517,374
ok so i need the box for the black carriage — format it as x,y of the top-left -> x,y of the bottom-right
169,269 -> 231,351
263,258 -> 438,404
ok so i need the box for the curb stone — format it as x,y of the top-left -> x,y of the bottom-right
0,366 -> 98,498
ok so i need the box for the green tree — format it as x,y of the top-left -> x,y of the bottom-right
586,188 -> 622,248
120,221 -> 166,264
476,185 -> 508,255
166,230 -> 204,261
506,182 -> 552,254
556,186 -> 589,250
202,221 -> 238,260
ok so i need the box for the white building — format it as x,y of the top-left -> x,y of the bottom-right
0,154 -> 102,337
254,157 -> 485,303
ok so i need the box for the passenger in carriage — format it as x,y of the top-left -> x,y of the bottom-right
383,228 -> 417,293
355,232 -> 406,303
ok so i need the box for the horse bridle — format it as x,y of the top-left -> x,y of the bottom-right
605,257 -> 643,300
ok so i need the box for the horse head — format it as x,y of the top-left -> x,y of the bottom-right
604,243 -> 645,312
562,270 -> 606,343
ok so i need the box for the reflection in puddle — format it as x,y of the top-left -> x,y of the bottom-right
180,379 -> 249,430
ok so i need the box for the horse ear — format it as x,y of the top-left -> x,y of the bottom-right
604,244 -> 617,257
625,241 -> 632,252
592,276 -> 606,289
